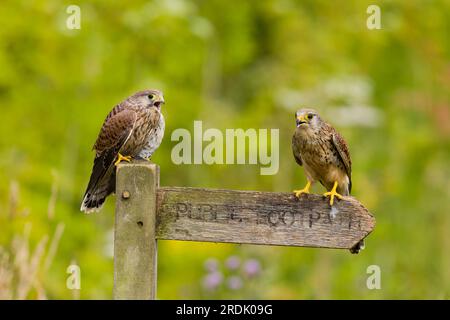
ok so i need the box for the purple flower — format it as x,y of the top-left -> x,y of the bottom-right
227,276 -> 243,290
225,256 -> 241,270
243,259 -> 261,277
202,271 -> 223,291
204,258 -> 219,272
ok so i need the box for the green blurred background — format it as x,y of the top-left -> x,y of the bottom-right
0,0 -> 449,299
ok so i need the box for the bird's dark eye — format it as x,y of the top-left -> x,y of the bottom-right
307,114 -> 313,120
148,94 -> 154,100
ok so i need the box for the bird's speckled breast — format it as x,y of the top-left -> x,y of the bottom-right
138,110 -> 165,159
293,128 -> 348,192
120,107 -> 164,158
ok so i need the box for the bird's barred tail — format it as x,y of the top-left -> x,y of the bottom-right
80,171 -> 115,214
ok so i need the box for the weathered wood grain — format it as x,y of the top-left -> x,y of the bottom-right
114,162 -> 159,300
156,187 -> 375,249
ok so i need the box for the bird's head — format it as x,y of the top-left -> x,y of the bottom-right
295,108 -> 321,129
132,89 -> 165,110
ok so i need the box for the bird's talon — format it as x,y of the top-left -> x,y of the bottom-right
323,191 -> 343,206
114,153 -> 132,166
294,189 -> 309,198
293,181 -> 311,198
323,181 -> 343,206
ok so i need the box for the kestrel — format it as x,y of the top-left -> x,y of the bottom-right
292,108 -> 363,253
80,89 -> 165,213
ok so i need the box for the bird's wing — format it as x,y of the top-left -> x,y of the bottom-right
292,135 -> 303,166
331,131 -> 352,190
93,107 -> 136,153
86,109 -> 137,192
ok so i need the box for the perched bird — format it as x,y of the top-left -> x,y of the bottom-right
80,89 -> 165,213
292,108 -> 363,253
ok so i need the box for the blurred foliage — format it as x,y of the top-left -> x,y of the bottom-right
0,0 -> 449,299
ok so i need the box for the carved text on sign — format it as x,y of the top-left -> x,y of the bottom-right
159,201 -> 362,231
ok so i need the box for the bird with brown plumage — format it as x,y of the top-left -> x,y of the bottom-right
80,89 -> 165,213
292,108 -> 364,254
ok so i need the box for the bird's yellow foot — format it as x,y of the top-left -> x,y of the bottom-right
114,153 -> 132,166
294,181 -> 311,198
323,181 -> 343,206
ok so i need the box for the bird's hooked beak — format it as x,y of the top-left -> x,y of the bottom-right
296,114 -> 307,127
154,93 -> 165,109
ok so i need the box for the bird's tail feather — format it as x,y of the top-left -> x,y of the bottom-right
80,169 -> 115,214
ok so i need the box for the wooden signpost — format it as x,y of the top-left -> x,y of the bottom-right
113,161 -> 375,300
